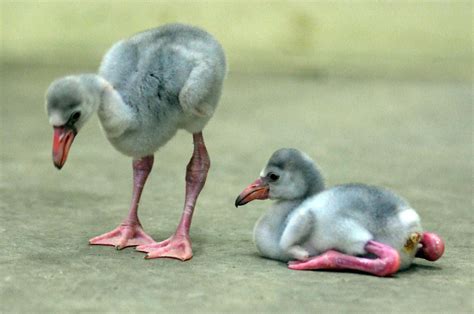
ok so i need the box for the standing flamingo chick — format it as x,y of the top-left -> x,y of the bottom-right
235,148 -> 444,276
45,24 -> 226,261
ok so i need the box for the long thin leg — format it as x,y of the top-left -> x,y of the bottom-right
89,156 -> 156,249
288,241 -> 401,277
176,132 -> 210,236
137,132 -> 210,261
415,232 -> 445,261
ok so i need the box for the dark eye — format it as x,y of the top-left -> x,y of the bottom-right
268,173 -> 280,182
70,111 -> 81,123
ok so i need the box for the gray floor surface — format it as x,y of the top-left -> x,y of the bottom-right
1,66 -> 472,313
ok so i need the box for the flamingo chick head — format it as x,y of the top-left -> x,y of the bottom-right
235,148 -> 325,206
45,75 -> 100,169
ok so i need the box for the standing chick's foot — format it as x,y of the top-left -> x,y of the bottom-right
136,234 -> 193,261
89,222 -> 155,250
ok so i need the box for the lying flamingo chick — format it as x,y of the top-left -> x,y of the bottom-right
235,148 -> 444,276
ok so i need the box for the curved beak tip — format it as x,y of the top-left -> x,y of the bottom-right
52,126 -> 76,170
53,160 -> 64,170
234,178 -> 269,208
234,197 -> 243,208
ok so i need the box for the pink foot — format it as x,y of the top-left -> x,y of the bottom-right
136,234 -> 193,261
89,222 -> 155,250
416,232 -> 445,261
288,241 -> 400,277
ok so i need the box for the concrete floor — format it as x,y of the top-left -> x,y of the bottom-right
1,66 -> 472,313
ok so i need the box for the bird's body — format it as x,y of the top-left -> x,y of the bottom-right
254,183 -> 422,270
45,24 -> 226,260
236,148 -> 444,276
98,24 -> 225,157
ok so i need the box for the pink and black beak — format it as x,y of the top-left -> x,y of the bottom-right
235,177 -> 270,207
52,125 -> 77,169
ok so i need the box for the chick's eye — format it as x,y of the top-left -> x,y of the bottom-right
268,173 -> 280,182
70,111 -> 81,122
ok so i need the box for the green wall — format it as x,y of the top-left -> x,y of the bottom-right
1,1 -> 472,80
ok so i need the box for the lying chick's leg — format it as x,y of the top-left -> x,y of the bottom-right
288,241 -> 400,277
415,232 -> 445,261
137,132 -> 209,261
89,156 -> 156,250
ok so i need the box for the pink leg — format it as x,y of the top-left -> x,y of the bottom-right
137,132 -> 210,261
89,156 -> 155,250
288,241 -> 400,277
415,232 -> 445,261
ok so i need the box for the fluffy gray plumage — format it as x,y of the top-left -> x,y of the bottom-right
264,148 -> 325,200
253,148 -> 422,270
46,23 -> 226,157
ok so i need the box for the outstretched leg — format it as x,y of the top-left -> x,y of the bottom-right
137,132 -> 209,261
89,156 -> 155,249
288,241 -> 400,277
415,232 -> 445,261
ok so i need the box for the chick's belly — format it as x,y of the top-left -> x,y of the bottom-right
107,127 -> 178,158
106,135 -> 160,158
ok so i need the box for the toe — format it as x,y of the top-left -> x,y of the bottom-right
89,230 -> 120,243
136,245 -> 148,252
136,239 -> 170,252
288,260 -> 302,266
143,242 -> 193,261
146,249 -> 192,261
288,261 -> 307,270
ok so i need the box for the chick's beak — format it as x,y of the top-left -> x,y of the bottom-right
52,126 -> 77,169
235,178 -> 269,207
